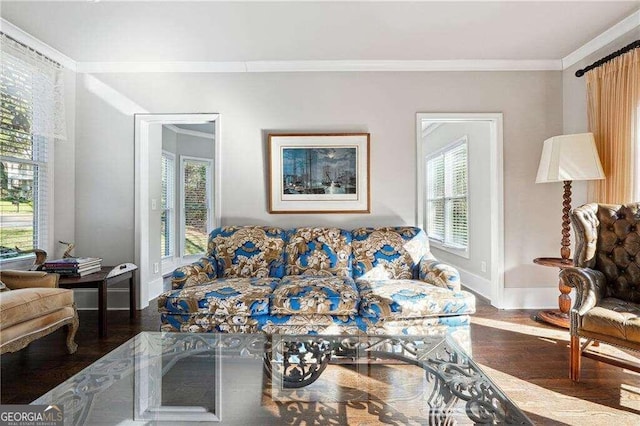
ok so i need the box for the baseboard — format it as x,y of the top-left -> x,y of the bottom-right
500,286 -> 561,310
457,267 -> 492,300
148,276 -> 165,302
457,267 -> 561,310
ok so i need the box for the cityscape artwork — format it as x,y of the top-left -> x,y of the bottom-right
268,134 -> 370,213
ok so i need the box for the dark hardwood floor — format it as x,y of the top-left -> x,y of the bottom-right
1,298 -> 639,425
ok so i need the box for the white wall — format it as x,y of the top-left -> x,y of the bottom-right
73,70 -> 563,304
53,68 -> 76,259
161,126 -> 177,153
424,122 -> 492,285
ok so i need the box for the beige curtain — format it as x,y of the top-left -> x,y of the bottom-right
586,48 -> 640,204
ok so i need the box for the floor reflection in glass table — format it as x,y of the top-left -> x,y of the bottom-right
33,332 -> 532,425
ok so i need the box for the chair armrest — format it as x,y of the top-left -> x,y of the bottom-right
560,267 -> 606,316
0,270 -> 59,289
171,257 -> 217,290
418,258 -> 461,291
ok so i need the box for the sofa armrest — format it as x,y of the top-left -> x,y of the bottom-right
560,267 -> 606,316
0,270 -> 60,289
418,258 -> 461,291
171,257 -> 217,290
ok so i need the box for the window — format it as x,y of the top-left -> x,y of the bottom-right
425,137 -> 468,252
0,34 -> 65,261
180,156 -> 213,257
161,151 -> 175,259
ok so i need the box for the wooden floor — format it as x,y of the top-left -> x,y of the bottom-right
1,298 -> 639,425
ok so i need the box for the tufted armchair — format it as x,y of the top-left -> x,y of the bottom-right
560,203 -> 640,381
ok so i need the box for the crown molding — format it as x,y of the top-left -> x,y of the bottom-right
5,10 -> 635,75
164,124 -> 214,139
0,18 -> 77,71
77,61 -> 247,73
562,9 -> 640,70
76,59 -> 562,73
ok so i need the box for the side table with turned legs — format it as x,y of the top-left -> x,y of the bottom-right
533,257 -> 574,328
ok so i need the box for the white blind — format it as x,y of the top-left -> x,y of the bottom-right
0,35 -> 59,259
425,139 -> 468,251
426,155 -> 445,241
181,158 -> 212,257
0,34 -> 66,140
161,152 -> 175,258
444,143 -> 468,249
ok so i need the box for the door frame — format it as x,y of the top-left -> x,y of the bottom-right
416,112 -> 504,308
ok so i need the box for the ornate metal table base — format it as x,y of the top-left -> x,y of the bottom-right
264,335 -> 531,424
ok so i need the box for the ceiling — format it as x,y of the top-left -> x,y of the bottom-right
1,1 -> 638,63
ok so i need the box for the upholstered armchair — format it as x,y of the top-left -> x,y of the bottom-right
560,203 -> 640,381
0,270 -> 79,354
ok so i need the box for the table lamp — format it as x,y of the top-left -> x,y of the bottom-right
534,132 -> 605,327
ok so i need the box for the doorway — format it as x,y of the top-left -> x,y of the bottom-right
416,113 -> 504,307
134,113 -> 220,308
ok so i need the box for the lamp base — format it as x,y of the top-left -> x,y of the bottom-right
536,310 -> 569,329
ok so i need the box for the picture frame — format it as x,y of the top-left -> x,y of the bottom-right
268,133 -> 370,214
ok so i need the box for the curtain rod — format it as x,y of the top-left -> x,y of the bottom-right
0,32 -> 61,67
575,39 -> 640,77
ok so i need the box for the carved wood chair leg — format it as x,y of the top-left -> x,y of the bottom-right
66,307 -> 79,354
570,335 -> 581,382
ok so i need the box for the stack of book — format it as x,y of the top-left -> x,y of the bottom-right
43,257 -> 102,277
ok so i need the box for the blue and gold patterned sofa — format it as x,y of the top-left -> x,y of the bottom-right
158,226 -> 475,349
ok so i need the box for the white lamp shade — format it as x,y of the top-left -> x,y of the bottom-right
535,133 -> 605,183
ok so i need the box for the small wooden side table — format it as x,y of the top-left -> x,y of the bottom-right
533,257 -> 574,328
58,263 -> 138,337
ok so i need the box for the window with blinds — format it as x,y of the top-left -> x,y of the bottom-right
1,46 -> 51,260
181,157 -> 212,257
425,138 -> 468,252
161,151 -> 175,259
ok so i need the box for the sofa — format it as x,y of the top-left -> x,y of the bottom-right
0,270 -> 79,355
158,226 -> 476,350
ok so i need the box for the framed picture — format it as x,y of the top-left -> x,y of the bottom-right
268,133 -> 370,214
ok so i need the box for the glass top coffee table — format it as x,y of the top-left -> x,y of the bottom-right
34,332 -> 532,425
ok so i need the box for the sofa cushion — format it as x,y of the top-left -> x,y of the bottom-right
158,277 -> 279,317
286,227 -> 352,277
0,288 -> 74,330
357,279 -> 475,320
581,297 -> 640,343
351,227 -> 431,280
270,276 -> 359,316
209,226 -> 287,278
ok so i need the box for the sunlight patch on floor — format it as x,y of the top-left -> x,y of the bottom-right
479,364 -> 640,425
471,316 -> 570,341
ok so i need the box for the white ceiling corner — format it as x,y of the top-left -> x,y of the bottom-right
562,9 -> 640,69
0,17 -> 76,70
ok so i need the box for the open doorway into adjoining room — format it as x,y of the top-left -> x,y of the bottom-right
134,114 -> 220,307
416,113 -> 504,307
